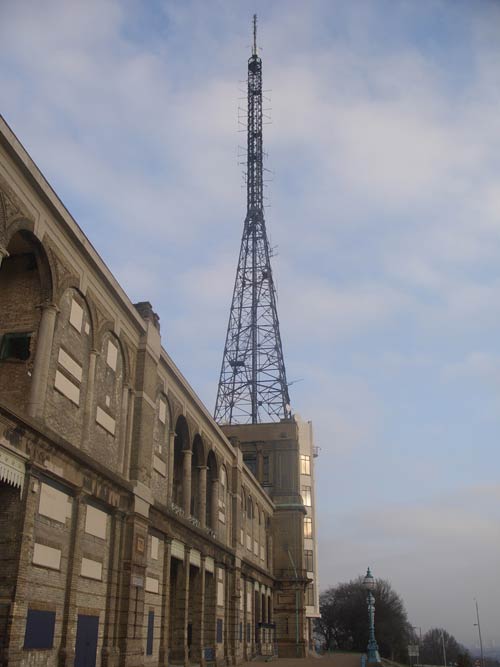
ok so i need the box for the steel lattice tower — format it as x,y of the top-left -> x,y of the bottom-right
214,16 -> 291,425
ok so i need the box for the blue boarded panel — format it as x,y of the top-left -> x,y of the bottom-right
24,609 -> 56,649
74,614 -> 99,667
146,611 -> 154,656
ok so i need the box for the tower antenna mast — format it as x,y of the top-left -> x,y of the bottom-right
214,16 -> 291,425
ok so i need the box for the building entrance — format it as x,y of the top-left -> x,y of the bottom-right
74,614 -> 99,667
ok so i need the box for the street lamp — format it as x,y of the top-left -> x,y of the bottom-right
363,568 -> 381,665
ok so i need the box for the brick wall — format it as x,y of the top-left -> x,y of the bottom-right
0,253 -> 42,410
44,288 -> 92,447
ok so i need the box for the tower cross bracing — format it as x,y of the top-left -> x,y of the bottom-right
215,16 -> 291,425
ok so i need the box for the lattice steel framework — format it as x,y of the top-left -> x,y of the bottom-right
214,16 -> 291,425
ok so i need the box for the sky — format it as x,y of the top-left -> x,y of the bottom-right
1,0 -> 500,651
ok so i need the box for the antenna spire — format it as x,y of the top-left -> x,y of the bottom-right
253,14 -> 257,56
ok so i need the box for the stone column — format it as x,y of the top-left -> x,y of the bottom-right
242,578 -> 249,662
58,492 -> 85,667
159,539 -> 172,666
198,466 -> 207,528
210,478 -> 219,533
122,385 -> 135,479
0,245 -> 9,268
182,450 -> 192,516
257,447 -> 264,482
28,302 -> 58,418
167,430 -> 176,503
203,566 -> 216,661
82,349 -> 98,447
190,559 -> 205,666
101,509 -> 125,667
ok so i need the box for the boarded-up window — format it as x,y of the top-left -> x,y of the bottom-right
217,568 -> 224,607
33,543 -> 61,570
151,536 -> 159,560
81,557 -> 102,581
145,577 -> 159,594
95,406 -> 116,436
24,609 -> 56,649
159,399 -> 167,424
54,370 -> 80,405
146,611 -> 154,655
85,505 -> 107,539
69,299 -> 83,332
38,483 -> 71,524
106,340 -> 118,371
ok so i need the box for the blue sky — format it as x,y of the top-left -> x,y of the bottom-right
2,0 -> 500,650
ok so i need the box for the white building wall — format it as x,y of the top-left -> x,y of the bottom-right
295,415 -> 320,619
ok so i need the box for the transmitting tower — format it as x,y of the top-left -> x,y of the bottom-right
214,16 -> 291,425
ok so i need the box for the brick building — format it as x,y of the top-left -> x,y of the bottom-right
0,114 -> 319,667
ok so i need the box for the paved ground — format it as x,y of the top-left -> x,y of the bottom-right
244,652 -> 363,667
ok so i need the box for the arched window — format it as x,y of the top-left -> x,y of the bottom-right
220,465 -> 227,519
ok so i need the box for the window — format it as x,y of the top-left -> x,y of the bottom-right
38,483 -> 71,524
217,568 -> 224,606
54,347 -> 83,406
243,454 -> 257,476
24,609 -> 56,649
302,486 -> 312,506
263,456 -> 270,483
85,505 -> 107,539
304,550 -> 314,572
304,517 -> 312,538
151,535 -> 159,560
239,622 -> 243,642
146,611 -> 154,655
219,466 -> 227,523
0,332 -> 31,361
106,339 -> 118,371
305,583 -> 315,606
247,497 -> 253,520
217,618 -> 223,643
300,454 -> 310,475
69,299 -> 84,332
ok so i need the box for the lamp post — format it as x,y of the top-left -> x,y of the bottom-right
363,568 -> 381,664
474,599 -> 485,667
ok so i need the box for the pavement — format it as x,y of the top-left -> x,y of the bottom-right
244,652 -> 363,667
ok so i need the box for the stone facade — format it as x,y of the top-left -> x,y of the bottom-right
0,115 -> 318,667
